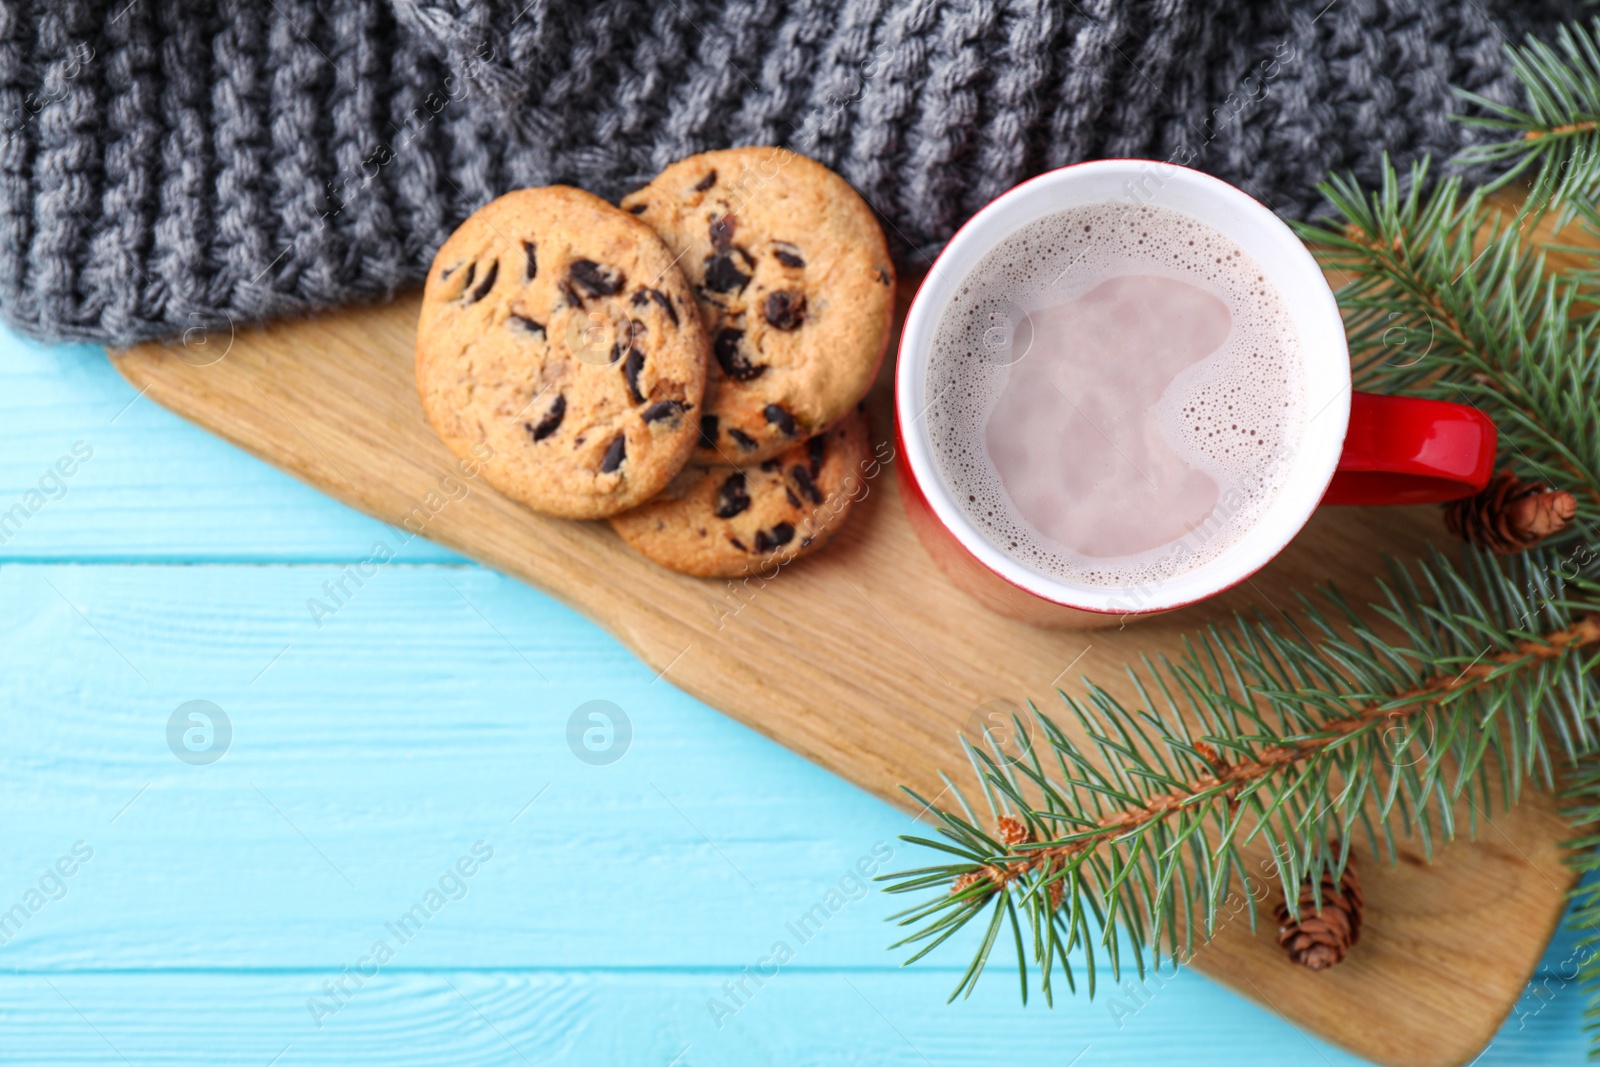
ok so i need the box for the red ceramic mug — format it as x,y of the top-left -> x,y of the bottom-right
894,160 -> 1496,628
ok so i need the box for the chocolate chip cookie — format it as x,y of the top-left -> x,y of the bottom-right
609,407 -> 871,578
621,148 -> 894,465
416,186 -> 708,519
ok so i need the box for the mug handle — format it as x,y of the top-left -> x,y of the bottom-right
1322,392 -> 1497,505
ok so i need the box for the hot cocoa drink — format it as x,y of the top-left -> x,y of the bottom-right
925,201 -> 1307,588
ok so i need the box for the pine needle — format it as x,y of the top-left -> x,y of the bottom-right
884,20 -> 1600,1040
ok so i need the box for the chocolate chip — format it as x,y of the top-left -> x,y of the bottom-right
760,458 -> 781,472
627,203 -> 647,215
784,487 -> 801,508
703,252 -> 752,294
772,242 -> 805,268
559,280 -> 584,308
714,328 -> 764,381
728,428 -> 758,451
710,213 -> 736,251
467,260 -> 498,302
623,347 -> 646,403
790,465 -> 823,504
699,415 -> 719,448
642,400 -> 688,424
527,394 -> 566,441
715,472 -> 751,518
754,522 -> 795,552
509,314 -> 546,338
631,288 -> 678,326
570,259 -> 625,298
440,262 -> 461,281
875,266 -> 892,286
600,435 -> 626,473
729,536 -> 749,552
763,290 -> 805,330
523,241 -> 537,281
808,435 -> 826,476
627,318 -> 647,344
763,404 -> 797,437
694,170 -> 718,192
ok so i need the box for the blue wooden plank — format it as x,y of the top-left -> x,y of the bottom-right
0,561 -> 1587,1063
0,331 -> 1591,1063
0,326 -> 460,563
0,969 -> 1389,1067
0,564 -> 903,969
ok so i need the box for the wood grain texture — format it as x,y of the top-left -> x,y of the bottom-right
0,558 -> 1581,1065
0,972 -> 1390,1067
0,336 -> 459,564
0,561 -> 1396,1067
110,273 -> 1576,1067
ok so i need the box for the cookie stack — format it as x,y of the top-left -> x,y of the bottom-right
415,147 -> 895,578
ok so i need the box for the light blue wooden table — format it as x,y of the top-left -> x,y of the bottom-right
0,325 -> 1584,1064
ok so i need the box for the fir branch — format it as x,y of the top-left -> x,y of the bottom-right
1558,753 -> 1600,1050
889,16 -> 1600,1032
1558,724 -> 1600,1054
1294,159 -> 1600,525
1455,23 -> 1600,1054
924,607 -> 1598,894
884,549 -> 1600,1003
1455,19 -> 1600,216
963,610 -> 1599,882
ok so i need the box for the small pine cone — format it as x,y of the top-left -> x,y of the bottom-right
996,815 -> 1032,847
1342,223 -> 1403,254
951,871 -> 985,895
1047,878 -> 1063,912
1275,854 -> 1364,971
1444,471 -> 1577,555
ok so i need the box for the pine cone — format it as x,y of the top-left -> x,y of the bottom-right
1444,471 -> 1577,554
1274,855 -> 1363,971
996,815 -> 1032,847
951,871 -> 985,894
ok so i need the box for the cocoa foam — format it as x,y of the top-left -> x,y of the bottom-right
925,200 -> 1307,590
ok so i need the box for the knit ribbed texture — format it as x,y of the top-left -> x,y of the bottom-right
0,0 -> 1582,344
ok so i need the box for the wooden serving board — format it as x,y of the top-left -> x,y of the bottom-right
112,271 -> 1574,1067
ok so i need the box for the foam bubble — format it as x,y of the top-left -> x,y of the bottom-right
925,201 -> 1306,591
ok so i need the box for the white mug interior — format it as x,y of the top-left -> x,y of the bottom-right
895,160 -> 1351,614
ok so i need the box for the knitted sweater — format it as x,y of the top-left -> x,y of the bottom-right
0,0 -> 1582,345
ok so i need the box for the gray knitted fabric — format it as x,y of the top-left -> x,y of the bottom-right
0,0 -> 1583,345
